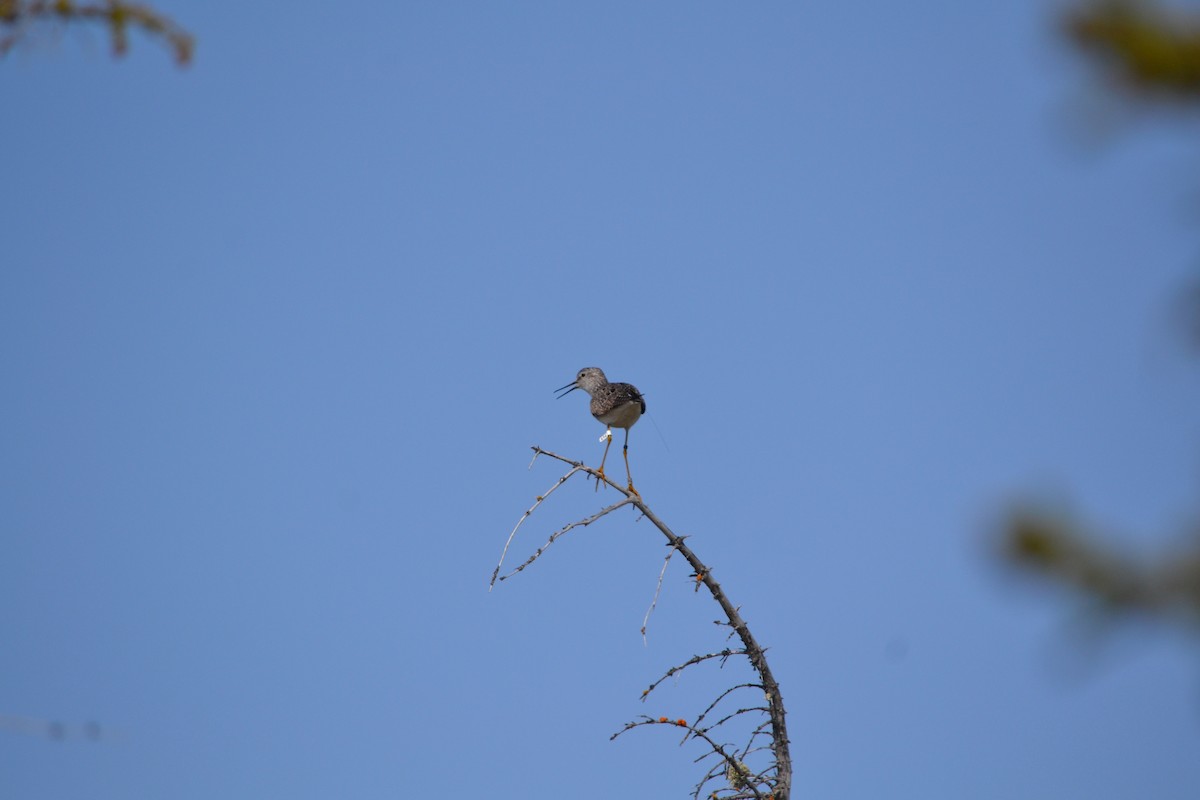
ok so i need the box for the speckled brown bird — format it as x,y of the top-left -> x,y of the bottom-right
555,367 -> 645,495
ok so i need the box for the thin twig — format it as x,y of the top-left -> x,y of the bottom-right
641,546 -> 677,644
489,462 -> 586,590
496,497 -> 632,582
692,684 -> 764,731
640,649 -> 743,700
691,744 -> 771,800
611,717 -> 767,800
707,705 -> 769,733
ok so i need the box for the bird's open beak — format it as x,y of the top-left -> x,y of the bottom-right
555,381 -> 579,398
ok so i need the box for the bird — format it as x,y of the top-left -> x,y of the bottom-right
556,367 -> 645,495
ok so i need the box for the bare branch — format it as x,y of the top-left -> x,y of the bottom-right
499,447 -> 792,799
623,481 -> 793,797
692,684 -> 765,732
640,649 -> 744,700
611,717 -> 769,800
493,495 -> 632,583
709,705 -> 770,732
489,462 -> 587,590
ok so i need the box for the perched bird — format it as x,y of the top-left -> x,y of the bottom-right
556,367 -> 645,495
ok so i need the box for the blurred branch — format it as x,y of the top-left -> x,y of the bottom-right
1000,2 -> 1200,643
0,713 -> 119,742
494,447 -> 792,800
1063,3 -> 1200,351
1001,506 -> 1200,629
0,0 -> 193,65
1066,0 -> 1200,99
1179,276 -> 1200,352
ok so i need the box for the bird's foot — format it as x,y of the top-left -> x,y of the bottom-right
594,467 -> 607,492
626,481 -> 640,496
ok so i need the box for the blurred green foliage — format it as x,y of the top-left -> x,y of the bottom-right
1002,1 -> 1200,633
1068,0 -> 1200,96
1005,508 -> 1200,629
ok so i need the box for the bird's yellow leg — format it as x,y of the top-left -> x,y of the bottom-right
595,428 -> 613,492
623,431 -> 639,496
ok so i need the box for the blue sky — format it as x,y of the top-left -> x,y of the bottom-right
3,2 -> 1200,798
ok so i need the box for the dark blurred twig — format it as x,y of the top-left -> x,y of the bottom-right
0,713 -> 119,742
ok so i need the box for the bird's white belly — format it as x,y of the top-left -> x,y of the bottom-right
596,401 -> 642,429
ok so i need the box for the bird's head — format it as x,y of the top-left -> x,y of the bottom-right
555,366 -> 607,398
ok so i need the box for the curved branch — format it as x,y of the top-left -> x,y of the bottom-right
525,446 -> 793,799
